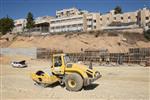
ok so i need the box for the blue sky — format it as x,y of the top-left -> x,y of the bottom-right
0,0 -> 150,19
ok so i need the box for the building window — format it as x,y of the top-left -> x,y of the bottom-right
128,16 -> 131,19
146,17 -> 149,20
100,18 -> 102,21
94,26 -> 96,29
87,19 -> 92,21
121,17 -> 123,20
114,17 -> 116,20
136,16 -> 138,19
107,17 -> 109,20
137,17 -> 141,21
93,20 -> 96,22
88,25 -> 92,28
51,21 -> 55,24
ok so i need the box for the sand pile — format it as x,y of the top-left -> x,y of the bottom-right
1,33 -> 150,53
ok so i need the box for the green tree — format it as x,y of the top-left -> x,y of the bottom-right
26,12 -> 34,30
114,6 -> 122,14
0,17 -> 14,35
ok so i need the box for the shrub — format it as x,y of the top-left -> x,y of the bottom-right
144,29 -> 150,40
0,17 -> 14,35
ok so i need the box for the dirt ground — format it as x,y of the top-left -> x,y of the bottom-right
1,34 -> 150,53
0,56 -> 149,100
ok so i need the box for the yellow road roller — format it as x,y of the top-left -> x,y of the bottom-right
31,54 -> 101,91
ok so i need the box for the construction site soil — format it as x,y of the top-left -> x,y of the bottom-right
1,33 -> 150,53
0,55 -> 149,100
0,32 -> 150,100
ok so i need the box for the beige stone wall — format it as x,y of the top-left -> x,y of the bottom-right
99,8 -> 150,28
83,14 -> 87,32
13,19 -> 27,33
86,13 -> 93,31
50,15 -> 85,33
85,13 -> 101,31
99,11 -> 138,27
138,8 -> 150,26
56,8 -> 80,18
95,13 -> 101,30
100,13 -> 114,26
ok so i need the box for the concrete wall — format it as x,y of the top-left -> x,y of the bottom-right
0,48 -> 37,59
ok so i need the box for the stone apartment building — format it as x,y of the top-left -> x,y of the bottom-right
12,16 -> 53,33
12,7 -> 150,34
86,12 -> 101,31
50,8 -> 88,33
12,19 -> 27,33
100,8 -> 150,30
137,8 -> 150,27
34,16 -> 53,32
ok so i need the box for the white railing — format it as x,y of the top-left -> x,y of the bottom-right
50,20 -> 83,27
101,25 -> 139,30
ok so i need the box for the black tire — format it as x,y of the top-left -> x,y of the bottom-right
65,73 -> 83,91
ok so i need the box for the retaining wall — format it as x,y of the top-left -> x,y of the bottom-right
0,48 -> 37,59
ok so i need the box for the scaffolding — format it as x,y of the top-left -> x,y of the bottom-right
36,48 -> 63,59
67,47 -> 150,64
36,47 -> 150,64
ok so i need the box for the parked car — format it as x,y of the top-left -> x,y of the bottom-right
41,32 -> 49,35
145,59 -> 150,67
11,60 -> 27,68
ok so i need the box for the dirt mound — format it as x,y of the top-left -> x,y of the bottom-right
1,32 -> 150,53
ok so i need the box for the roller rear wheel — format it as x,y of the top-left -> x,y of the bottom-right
65,73 -> 83,91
